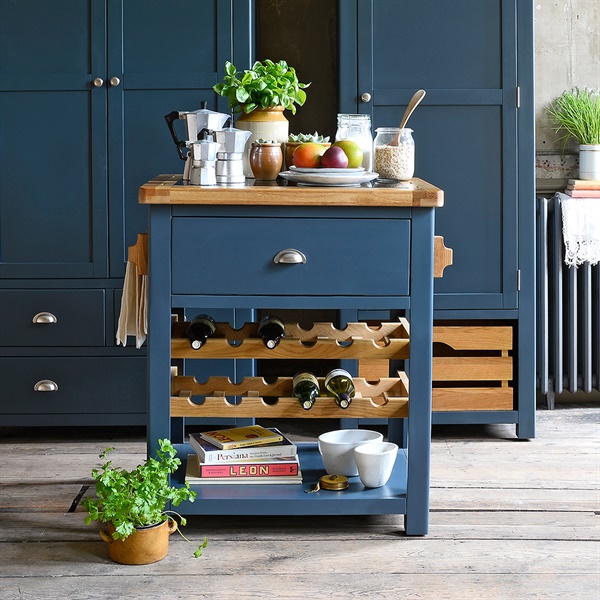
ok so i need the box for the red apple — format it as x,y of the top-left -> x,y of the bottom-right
321,145 -> 349,169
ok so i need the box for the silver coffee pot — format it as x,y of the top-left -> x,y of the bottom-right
165,102 -> 229,181
188,136 -> 221,186
215,127 -> 252,185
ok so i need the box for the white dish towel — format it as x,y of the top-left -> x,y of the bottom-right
116,260 -> 147,348
558,192 -> 600,267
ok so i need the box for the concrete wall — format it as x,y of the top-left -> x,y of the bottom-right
535,0 -> 600,190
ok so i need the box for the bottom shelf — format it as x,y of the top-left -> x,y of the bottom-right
173,442 -> 408,516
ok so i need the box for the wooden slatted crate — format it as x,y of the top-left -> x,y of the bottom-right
432,322 -> 514,411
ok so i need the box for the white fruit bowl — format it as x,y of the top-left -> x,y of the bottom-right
317,429 -> 384,476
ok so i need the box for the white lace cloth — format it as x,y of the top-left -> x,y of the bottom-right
558,192 -> 600,267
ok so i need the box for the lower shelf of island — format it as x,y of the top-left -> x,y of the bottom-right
172,442 -> 408,516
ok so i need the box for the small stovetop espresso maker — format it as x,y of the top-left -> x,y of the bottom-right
165,102 -> 229,181
214,126 -> 252,185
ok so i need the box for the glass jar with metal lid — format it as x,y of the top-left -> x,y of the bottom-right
335,114 -> 373,171
374,127 -> 415,181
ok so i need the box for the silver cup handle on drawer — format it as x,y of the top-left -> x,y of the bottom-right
273,248 -> 307,264
32,312 -> 58,324
34,379 -> 59,392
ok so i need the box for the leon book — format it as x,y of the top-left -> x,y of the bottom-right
198,424 -> 284,450
189,428 -> 297,463
197,456 -> 300,478
185,455 -> 302,485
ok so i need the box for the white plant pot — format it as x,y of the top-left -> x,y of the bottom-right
579,144 -> 600,181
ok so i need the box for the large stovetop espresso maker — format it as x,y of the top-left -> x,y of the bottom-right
164,102 -> 229,182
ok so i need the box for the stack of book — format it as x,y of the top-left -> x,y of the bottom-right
185,425 -> 301,485
564,179 -> 600,197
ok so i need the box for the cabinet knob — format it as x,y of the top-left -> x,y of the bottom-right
110,76 -> 121,87
360,92 -> 372,103
93,77 -> 104,88
32,312 -> 58,324
34,379 -> 59,392
273,248 -> 307,264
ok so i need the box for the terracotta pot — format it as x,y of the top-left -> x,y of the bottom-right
100,519 -> 177,565
235,106 -> 289,177
249,142 -> 283,181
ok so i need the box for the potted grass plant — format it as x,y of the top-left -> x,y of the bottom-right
546,87 -> 600,180
83,438 -> 207,564
213,59 -> 310,176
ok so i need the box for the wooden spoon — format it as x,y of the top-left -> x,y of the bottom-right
390,89 -> 426,145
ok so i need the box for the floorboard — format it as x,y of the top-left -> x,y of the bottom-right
0,405 -> 598,599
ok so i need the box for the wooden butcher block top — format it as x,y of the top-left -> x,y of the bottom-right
139,174 -> 444,208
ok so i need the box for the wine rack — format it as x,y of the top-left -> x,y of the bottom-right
170,318 -> 410,419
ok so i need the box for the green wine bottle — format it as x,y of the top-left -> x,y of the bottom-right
324,368 -> 355,409
293,372 -> 320,410
185,314 -> 217,349
258,315 -> 285,349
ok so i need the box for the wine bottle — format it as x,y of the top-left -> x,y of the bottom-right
293,372 -> 320,411
324,368 -> 355,409
185,314 -> 216,349
258,315 -> 285,349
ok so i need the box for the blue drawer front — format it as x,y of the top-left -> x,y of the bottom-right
0,290 -> 105,347
0,357 -> 146,415
172,217 -> 410,296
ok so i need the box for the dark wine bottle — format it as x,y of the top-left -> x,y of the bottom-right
185,314 -> 216,349
324,368 -> 355,409
293,372 -> 320,410
258,315 -> 285,349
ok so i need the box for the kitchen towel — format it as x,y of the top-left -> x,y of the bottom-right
558,192 -> 600,267
116,234 -> 148,348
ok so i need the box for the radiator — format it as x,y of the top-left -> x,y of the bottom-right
536,196 -> 600,408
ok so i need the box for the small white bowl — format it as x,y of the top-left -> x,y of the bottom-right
354,441 -> 399,488
317,429 -> 384,476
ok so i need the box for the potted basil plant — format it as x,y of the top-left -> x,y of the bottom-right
83,438 -> 207,564
213,59 -> 311,177
546,87 -> 600,180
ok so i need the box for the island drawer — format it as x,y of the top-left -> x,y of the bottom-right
171,217 -> 411,296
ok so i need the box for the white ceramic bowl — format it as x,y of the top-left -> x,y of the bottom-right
317,429 -> 384,476
354,441 -> 399,488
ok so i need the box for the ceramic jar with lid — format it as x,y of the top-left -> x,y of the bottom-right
374,127 -> 415,181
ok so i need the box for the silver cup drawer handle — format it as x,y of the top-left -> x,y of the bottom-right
32,312 -> 58,324
273,249 -> 307,264
34,380 -> 59,392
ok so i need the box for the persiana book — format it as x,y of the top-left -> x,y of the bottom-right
198,425 -> 284,450
197,456 -> 299,478
189,429 -> 297,463
185,455 -> 302,485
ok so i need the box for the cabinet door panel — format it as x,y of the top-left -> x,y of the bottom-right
0,0 -> 108,279
108,0 -> 252,278
343,0 -> 518,310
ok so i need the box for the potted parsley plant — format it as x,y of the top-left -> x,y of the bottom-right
83,438 -> 207,564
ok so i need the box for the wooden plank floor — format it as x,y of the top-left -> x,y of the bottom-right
1,405 -> 598,599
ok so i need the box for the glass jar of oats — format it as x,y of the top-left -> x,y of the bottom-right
374,127 -> 415,180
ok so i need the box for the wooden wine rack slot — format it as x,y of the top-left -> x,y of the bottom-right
171,319 -> 410,360
170,374 -> 409,419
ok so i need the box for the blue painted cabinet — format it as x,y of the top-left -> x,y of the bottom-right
0,0 -> 252,425
339,0 -> 536,437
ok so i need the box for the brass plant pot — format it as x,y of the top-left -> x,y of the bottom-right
100,518 -> 177,565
